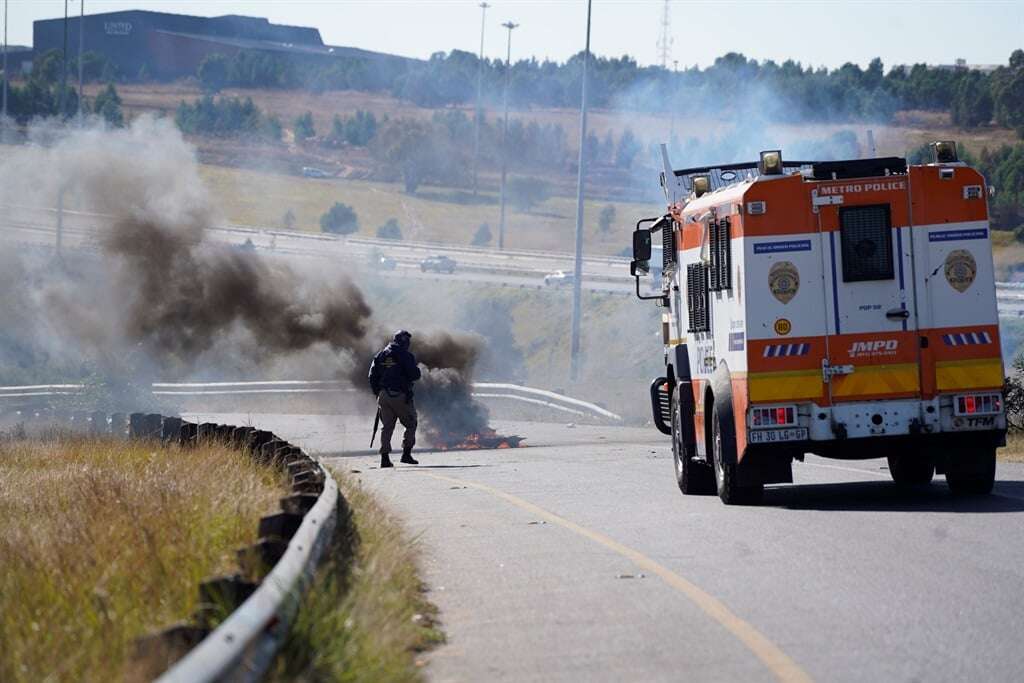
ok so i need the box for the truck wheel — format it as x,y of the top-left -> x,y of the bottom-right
672,391 -> 714,495
710,403 -> 763,505
887,455 -> 934,486
945,449 -> 996,496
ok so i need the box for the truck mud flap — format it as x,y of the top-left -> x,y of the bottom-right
650,377 -> 672,435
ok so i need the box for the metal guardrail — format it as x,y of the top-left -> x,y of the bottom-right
151,380 -> 623,422
0,379 -> 622,422
474,382 -> 622,421
0,408 -> 342,679
158,448 -> 338,683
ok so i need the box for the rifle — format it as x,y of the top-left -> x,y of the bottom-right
370,407 -> 381,448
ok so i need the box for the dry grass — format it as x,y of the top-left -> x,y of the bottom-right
269,468 -> 443,682
998,432 -> 1024,463
0,436 -> 287,683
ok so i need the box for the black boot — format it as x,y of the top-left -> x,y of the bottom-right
400,448 -> 418,465
380,454 -> 394,468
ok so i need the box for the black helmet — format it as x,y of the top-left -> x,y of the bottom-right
393,330 -> 412,346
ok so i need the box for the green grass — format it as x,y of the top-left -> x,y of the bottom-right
269,469 -> 443,682
198,163 -> 656,256
0,436 -> 287,682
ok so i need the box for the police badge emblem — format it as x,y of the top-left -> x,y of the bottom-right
944,249 -> 977,293
769,261 -> 800,304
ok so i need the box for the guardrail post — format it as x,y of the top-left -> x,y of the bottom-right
89,411 -> 109,435
231,426 -> 255,451
236,539 -> 289,580
258,439 -> 286,465
258,512 -> 304,541
179,422 -> 197,446
128,413 -> 146,439
161,417 -> 183,443
279,493 -> 320,515
194,575 -> 258,628
196,423 -> 218,443
111,413 -> 129,438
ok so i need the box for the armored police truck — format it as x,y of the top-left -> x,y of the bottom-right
631,142 -> 1005,504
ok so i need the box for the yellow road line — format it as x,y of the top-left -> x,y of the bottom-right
424,471 -> 813,683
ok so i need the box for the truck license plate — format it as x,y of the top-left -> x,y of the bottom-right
749,428 -> 808,444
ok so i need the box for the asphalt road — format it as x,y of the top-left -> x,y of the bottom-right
192,413 -> 1024,683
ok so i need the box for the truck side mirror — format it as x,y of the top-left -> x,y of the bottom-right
633,230 -> 652,262
631,260 -> 649,276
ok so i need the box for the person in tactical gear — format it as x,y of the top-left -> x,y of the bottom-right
368,330 -> 422,468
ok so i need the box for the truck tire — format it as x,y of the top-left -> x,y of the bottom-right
710,403 -> 763,505
945,449 -> 996,496
887,455 -> 934,486
672,391 -> 714,495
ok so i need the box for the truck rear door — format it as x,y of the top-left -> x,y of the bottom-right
814,179 -> 922,403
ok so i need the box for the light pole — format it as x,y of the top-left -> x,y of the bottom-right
472,2 -> 489,198
59,0 -> 68,115
569,0 -> 592,383
496,20 -> 517,251
669,59 -> 678,139
77,0 -> 84,121
57,0 -> 69,258
2,0 -> 8,125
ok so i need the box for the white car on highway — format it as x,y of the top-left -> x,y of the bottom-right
543,270 -> 575,287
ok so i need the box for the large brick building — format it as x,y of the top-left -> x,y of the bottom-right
32,9 -> 411,80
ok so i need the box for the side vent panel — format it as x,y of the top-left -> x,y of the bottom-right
662,221 -> 677,272
709,217 -> 731,291
686,263 -> 710,333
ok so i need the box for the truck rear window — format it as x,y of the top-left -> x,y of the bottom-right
839,204 -> 894,282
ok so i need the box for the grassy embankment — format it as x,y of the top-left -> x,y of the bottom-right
0,436 -> 287,682
198,163 -> 655,256
270,470 -> 443,681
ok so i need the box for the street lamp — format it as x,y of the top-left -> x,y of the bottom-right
2,0 -> 9,125
472,2 -> 489,198
569,0 -> 592,382
497,20 -> 517,251
77,0 -> 84,121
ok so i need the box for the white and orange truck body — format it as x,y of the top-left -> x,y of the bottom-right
635,147 -> 1005,502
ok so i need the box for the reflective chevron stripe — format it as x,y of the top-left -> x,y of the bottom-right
762,343 -> 811,358
942,331 -> 992,346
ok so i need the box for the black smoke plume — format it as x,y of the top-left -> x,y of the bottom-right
1,117 -> 498,444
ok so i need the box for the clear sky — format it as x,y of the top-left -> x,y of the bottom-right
2,0 -> 1022,70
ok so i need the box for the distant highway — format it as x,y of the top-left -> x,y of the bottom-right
0,204 -> 635,294
7,204 -> 1024,312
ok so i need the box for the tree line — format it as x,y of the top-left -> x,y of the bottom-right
194,48 -> 1024,130
1,49 -> 124,126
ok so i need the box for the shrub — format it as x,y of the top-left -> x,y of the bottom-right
507,176 -> 551,211
320,202 -> 359,235
294,111 -> 315,141
376,218 -> 402,240
598,205 -> 616,234
471,222 -> 492,246
198,53 -> 229,93
93,83 -> 124,127
174,96 -> 281,140
1005,355 -> 1024,432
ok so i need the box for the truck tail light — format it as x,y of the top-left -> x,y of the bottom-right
954,393 -> 1001,416
751,405 -> 797,428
